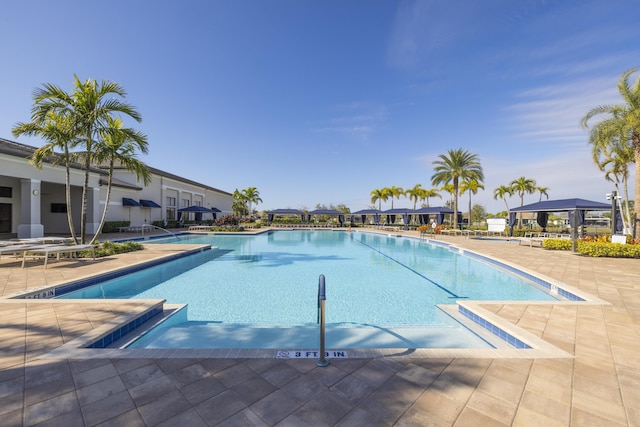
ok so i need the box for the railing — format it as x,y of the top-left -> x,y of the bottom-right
316,274 -> 329,367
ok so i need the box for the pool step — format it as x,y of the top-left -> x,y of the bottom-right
128,323 -> 493,349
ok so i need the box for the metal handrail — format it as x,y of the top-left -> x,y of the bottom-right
316,274 -> 329,367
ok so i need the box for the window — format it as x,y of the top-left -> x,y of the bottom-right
181,199 -> 190,208
51,203 -> 67,213
0,186 -> 12,198
166,196 -> 176,207
166,208 -> 176,220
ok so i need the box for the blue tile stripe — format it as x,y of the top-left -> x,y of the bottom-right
458,306 -> 532,349
17,247 -> 210,299
462,251 -> 584,302
86,306 -> 163,348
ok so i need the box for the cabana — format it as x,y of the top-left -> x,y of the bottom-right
178,205 -> 220,223
413,206 -> 455,226
509,198 -> 612,250
350,209 -> 382,226
267,209 -> 306,225
382,208 -> 413,230
307,209 -> 345,227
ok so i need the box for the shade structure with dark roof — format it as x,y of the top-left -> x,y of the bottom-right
267,209 -> 306,224
508,198 -> 614,240
178,205 -> 215,213
509,198 -> 611,213
413,206 -> 455,225
139,199 -> 161,208
122,197 -> 142,207
307,209 -> 345,226
350,209 -> 382,226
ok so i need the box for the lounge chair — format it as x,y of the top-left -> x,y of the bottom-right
0,244 -> 46,261
21,244 -> 96,268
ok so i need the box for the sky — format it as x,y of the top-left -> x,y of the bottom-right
1,0 -> 639,214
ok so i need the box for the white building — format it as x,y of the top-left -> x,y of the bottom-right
0,137 -> 233,239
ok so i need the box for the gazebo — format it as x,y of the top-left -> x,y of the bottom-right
382,208 -> 413,230
267,209 -> 306,224
413,206 -> 456,226
307,209 -> 345,226
509,198 -> 612,250
350,209 -> 382,226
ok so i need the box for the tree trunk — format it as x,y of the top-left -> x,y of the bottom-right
634,132 -> 640,237
63,145 -> 78,243
90,159 -> 114,245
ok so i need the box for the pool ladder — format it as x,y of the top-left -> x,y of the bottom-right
316,274 -> 329,367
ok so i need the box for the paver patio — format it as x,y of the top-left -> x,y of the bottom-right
0,229 -> 639,426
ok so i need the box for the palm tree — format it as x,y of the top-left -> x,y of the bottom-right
370,188 -> 389,210
405,184 -> 426,210
581,68 -> 640,233
510,177 -> 537,227
431,148 -> 484,228
90,116 -> 151,244
422,188 -> 441,208
13,75 -> 143,243
14,111 -> 79,242
440,184 -> 456,208
493,185 -> 512,213
592,129 -> 634,231
460,178 -> 484,224
242,187 -> 262,220
232,189 -> 248,218
537,186 -> 550,202
387,186 -> 404,209
510,177 -> 537,207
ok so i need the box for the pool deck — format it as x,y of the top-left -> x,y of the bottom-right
1,228 -> 639,425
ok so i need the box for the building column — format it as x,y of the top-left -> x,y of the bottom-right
18,179 -> 44,238
85,187 -> 101,234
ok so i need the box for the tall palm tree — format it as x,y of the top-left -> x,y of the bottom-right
510,177 -> 537,227
14,111 -> 79,242
460,178 -> 484,223
370,188 -> 389,210
422,188 -> 441,208
510,177 -> 537,207
242,187 -> 263,220
581,68 -> 640,233
405,184 -> 426,210
90,116 -> 150,244
537,186 -> 550,202
431,148 -> 484,228
14,75 -> 143,243
386,186 -> 404,209
493,185 -> 512,213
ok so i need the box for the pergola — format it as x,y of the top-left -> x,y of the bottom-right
267,209 -> 306,224
307,209 -> 345,226
509,198 -> 612,250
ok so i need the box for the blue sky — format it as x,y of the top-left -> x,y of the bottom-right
1,0 -> 638,213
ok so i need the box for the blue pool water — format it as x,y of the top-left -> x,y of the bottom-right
61,230 -> 557,349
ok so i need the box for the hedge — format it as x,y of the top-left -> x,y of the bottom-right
542,238 -> 640,258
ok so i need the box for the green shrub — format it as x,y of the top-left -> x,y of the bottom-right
578,242 -> 640,258
541,238 -> 640,258
208,226 -> 245,232
102,221 -> 130,233
78,241 -> 143,258
542,238 -> 572,250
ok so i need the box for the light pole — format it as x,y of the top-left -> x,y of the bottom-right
606,191 -> 621,235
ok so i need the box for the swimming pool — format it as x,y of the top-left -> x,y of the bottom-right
61,230 -> 558,349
